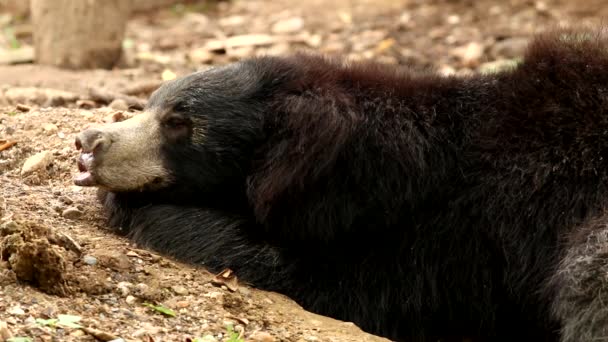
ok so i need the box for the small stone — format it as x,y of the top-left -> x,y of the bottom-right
188,48 -> 213,65
43,123 -> 58,133
454,42 -> 484,68
197,335 -> 216,342
171,285 -> 189,296
271,17 -> 304,34
81,110 -> 95,119
117,281 -> 132,296
161,69 -> 177,81
8,305 -> 25,316
4,126 -> 15,135
249,331 -> 275,342
93,250 -> 131,272
62,207 -> 83,220
21,151 -> 52,176
109,99 -> 129,111
125,295 -> 136,304
175,300 -> 189,308
135,283 -> 149,292
69,329 -> 85,337
83,255 -> 98,266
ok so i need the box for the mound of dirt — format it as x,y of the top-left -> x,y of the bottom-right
0,219 -> 115,297
0,220 -> 74,296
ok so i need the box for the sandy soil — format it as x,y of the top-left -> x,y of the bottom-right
0,0 -> 607,341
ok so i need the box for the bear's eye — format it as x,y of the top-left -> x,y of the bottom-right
163,116 -> 188,129
162,116 -> 191,141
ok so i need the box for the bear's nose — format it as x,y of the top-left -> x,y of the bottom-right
75,129 -> 111,154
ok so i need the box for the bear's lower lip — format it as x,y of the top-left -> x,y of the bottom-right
74,171 -> 97,186
74,152 -> 97,186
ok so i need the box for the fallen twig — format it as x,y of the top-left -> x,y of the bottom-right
88,87 -> 146,110
80,326 -> 120,341
0,140 -> 17,152
16,103 -> 31,112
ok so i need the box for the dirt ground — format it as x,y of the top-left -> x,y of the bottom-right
0,0 -> 607,341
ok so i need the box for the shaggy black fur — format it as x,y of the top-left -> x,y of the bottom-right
96,26 -> 608,342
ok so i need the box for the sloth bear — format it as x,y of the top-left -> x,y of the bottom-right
74,26 -> 608,342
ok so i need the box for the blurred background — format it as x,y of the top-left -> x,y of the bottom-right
0,0 -> 606,89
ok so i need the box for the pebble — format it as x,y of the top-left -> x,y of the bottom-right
271,17 -> 304,34
21,150 -> 52,176
171,285 -> 189,296
188,48 -> 214,64
249,331 -> 275,342
117,282 -> 133,296
93,250 -> 131,271
125,295 -> 136,304
454,41 -> 484,68
83,255 -> 98,266
61,207 -> 83,220
43,123 -> 58,133
175,300 -> 190,308
8,305 -> 25,316
109,99 -> 129,111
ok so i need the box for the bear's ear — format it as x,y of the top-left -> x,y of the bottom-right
246,84 -> 361,225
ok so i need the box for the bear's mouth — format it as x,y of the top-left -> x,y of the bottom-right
74,152 -> 97,186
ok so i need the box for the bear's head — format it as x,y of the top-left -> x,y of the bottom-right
73,60 -> 279,196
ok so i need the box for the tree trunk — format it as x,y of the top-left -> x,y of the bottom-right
30,0 -> 131,69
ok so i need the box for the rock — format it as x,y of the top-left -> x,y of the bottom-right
21,151 -> 52,176
42,123 -> 58,133
125,295 -> 136,304
188,48 -> 214,64
109,99 -> 129,111
61,207 -> 83,220
219,15 -> 246,27
271,17 -> 304,34
82,255 -> 98,266
171,285 -> 189,296
117,281 -> 133,296
93,250 -> 131,272
175,300 -> 189,308
250,331 -> 275,342
8,305 -> 25,316
453,42 -> 484,68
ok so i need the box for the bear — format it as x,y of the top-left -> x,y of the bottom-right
73,26 -> 608,342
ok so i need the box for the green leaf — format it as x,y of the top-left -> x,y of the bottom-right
143,303 -> 176,317
7,337 -> 33,342
225,324 -> 244,342
35,318 -> 58,327
56,314 -> 82,329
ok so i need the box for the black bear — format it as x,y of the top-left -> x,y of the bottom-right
74,26 -> 608,342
